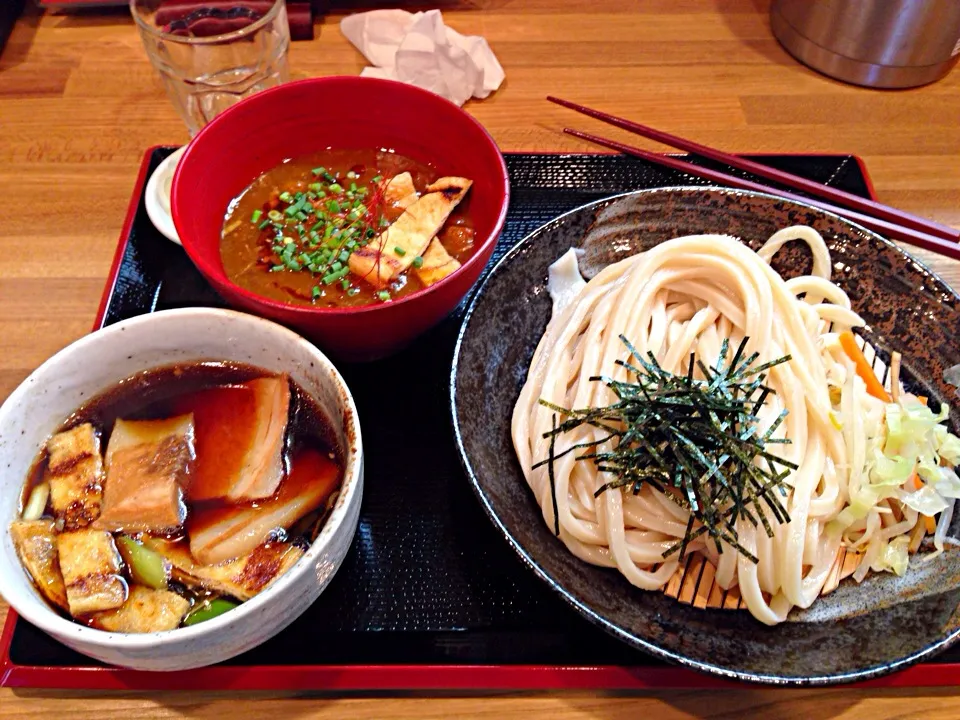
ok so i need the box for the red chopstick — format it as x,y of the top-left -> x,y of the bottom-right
547,96 -> 960,244
561,127 -> 960,263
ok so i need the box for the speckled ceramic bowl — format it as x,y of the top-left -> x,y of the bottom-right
452,186 -> 960,685
0,308 -> 363,671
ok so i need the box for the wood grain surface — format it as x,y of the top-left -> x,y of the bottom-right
2,0 -> 960,716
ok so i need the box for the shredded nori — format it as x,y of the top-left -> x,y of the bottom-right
535,335 -> 795,563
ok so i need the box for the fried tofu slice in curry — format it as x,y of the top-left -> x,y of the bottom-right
348,176 -> 472,289
90,585 -> 190,633
9,520 -> 68,611
94,415 -> 193,534
57,528 -> 127,616
141,537 -> 304,602
416,238 -> 461,287
46,424 -> 104,531
382,172 -> 418,210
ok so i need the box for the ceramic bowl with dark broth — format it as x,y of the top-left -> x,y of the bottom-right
0,308 -> 363,670
12,362 -> 343,634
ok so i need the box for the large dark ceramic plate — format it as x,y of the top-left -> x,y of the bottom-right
451,186 -> 960,685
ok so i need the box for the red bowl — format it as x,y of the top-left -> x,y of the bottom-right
171,76 -> 509,360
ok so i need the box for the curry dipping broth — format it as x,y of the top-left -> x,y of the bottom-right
221,149 -> 476,308
12,362 -> 344,632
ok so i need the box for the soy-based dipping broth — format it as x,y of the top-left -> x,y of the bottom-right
221,149 -> 476,308
11,362 -> 343,633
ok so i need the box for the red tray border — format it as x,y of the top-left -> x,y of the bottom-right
4,148 -> 941,692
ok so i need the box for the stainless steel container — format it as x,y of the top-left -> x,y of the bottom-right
771,0 -> 960,89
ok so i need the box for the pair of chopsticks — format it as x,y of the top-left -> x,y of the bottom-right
547,96 -> 960,260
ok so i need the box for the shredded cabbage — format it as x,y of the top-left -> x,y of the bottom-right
874,536 -> 910,576
870,448 -> 913,486
934,466 -> 960,499
938,428 -> 960,465
897,485 -> 949,516
833,385 -> 960,559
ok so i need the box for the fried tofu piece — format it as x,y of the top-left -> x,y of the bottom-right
383,172 -> 418,210
142,537 -> 304,602
349,176 -> 472,289
90,585 -> 190,633
46,424 -> 104,531
9,520 -> 68,611
187,448 -> 340,565
94,415 -> 193,533
415,238 -> 462,287
47,423 -> 98,474
179,377 -> 289,503
57,528 -> 127,616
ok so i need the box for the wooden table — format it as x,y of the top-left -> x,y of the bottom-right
2,0 -> 959,716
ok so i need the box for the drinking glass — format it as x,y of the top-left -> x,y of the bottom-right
131,0 -> 291,136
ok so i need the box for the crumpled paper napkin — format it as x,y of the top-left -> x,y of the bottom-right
340,9 -> 505,107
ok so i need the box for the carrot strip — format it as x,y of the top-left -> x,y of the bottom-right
918,395 -> 928,406
924,515 -> 937,533
838,331 -> 891,402
909,473 -> 924,491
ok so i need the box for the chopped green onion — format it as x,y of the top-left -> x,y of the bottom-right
345,240 -> 357,250
312,285 -> 321,299
250,209 -> 263,224
317,190 -> 327,198
296,211 -> 309,221
306,192 -> 316,201
366,228 -> 376,238
258,219 -> 271,230
324,225 -> 334,239
184,598 -> 239,626
339,250 -> 350,262
328,200 -> 341,213
21,482 -> 49,521
328,183 -> 343,193
346,170 -> 358,179
309,182 -> 323,192
379,217 -> 390,227
310,220 -> 324,233
412,255 -> 424,268
349,182 -> 358,192
323,266 -> 350,284
283,236 -> 295,244
393,246 -> 406,257
268,209 -> 283,222
279,191 -> 293,203
341,278 -> 350,291
311,166 -> 326,176
117,536 -> 170,590
377,290 -> 391,302
331,261 -> 343,272
372,175 -> 383,182
347,287 -> 360,297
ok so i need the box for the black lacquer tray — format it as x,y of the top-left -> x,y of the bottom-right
4,149 -> 954,690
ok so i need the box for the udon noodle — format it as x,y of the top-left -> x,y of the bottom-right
512,227 -> 960,625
